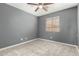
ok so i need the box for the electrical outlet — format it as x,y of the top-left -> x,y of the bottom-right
50,36 -> 53,39
20,38 -> 23,41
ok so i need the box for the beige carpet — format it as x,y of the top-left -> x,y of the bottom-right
0,39 -> 78,56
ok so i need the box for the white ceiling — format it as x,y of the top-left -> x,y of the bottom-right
7,3 -> 78,16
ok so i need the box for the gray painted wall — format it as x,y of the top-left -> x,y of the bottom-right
0,3 -> 37,48
78,4 -> 79,46
38,7 -> 77,45
0,3 -> 78,48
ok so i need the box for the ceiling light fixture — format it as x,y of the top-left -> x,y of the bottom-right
39,5 -> 43,8
27,3 -> 53,12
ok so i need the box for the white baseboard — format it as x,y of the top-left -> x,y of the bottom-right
38,38 -> 79,50
39,38 -> 77,47
0,38 -> 79,54
0,38 -> 38,51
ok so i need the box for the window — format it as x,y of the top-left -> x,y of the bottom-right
46,16 -> 60,32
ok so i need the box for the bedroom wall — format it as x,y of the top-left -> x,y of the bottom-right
38,7 -> 77,45
78,4 -> 79,46
0,3 -> 37,48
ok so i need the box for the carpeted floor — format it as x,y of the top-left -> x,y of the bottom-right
0,39 -> 78,56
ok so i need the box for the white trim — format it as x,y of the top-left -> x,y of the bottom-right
0,38 -> 79,54
38,38 -> 77,47
38,38 -> 79,53
0,38 -> 38,51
